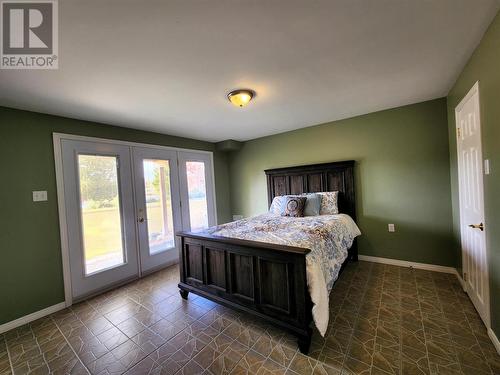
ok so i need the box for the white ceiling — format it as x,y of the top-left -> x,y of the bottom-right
1,1 -> 499,142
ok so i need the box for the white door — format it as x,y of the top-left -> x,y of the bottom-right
132,147 -> 182,273
57,136 -> 217,301
178,152 -> 217,232
455,82 -> 490,327
61,140 -> 139,300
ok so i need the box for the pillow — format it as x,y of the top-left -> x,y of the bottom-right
280,196 -> 306,217
270,194 -> 322,216
301,193 -> 322,216
269,196 -> 283,215
317,191 -> 339,215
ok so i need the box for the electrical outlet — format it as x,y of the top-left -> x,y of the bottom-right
388,223 -> 395,232
33,191 -> 48,202
232,215 -> 244,221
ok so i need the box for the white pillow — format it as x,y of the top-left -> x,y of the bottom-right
317,191 -> 339,215
269,196 -> 283,214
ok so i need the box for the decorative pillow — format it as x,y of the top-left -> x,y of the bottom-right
269,196 -> 284,214
317,191 -> 339,215
280,196 -> 306,217
301,193 -> 322,216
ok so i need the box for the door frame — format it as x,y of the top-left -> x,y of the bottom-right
454,81 -> 491,328
53,133 -> 217,307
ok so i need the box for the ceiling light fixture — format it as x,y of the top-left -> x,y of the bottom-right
227,89 -> 255,107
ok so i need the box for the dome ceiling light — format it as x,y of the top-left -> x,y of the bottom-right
227,89 -> 255,107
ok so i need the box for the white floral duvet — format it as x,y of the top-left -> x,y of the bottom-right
204,213 -> 361,335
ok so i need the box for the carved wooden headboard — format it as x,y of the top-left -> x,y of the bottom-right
265,160 -> 356,220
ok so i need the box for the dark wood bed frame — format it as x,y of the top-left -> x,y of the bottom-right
177,160 -> 357,353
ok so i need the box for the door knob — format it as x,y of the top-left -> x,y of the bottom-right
468,223 -> 484,231
138,217 -> 145,223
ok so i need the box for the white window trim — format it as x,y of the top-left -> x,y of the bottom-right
53,132 -> 218,307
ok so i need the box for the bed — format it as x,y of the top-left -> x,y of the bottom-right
177,160 -> 359,353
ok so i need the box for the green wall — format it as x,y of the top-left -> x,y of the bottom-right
447,12 -> 500,337
0,106 -> 231,325
228,98 -> 455,267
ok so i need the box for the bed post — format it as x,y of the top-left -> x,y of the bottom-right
350,239 -> 359,261
298,328 -> 313,353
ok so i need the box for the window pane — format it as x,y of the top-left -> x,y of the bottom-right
186,161 -> 208,231
78,155 -> 125,275
143,160 -> 175,254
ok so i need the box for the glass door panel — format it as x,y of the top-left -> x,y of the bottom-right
185,161 -> 209,231
178,152 -> 216,232
77,155 -> 125,275
143,159 -> 175,254
133,148 -> 182,273
61,140 -> 139,300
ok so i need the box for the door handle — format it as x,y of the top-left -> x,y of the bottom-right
468,223 -> 484,231
137,208 -> 146,223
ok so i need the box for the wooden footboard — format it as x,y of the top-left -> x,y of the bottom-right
177,231 -> 314,353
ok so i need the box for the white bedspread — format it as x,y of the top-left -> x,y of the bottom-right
204,213 -> 361,335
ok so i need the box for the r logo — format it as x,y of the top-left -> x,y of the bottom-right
2,2 -> 53,54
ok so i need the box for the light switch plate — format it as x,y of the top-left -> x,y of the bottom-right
388,223 -> 395,232
484,159 -> 490,175
33,191 -> 48,202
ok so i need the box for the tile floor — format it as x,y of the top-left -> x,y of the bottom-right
1,261 -> 498,375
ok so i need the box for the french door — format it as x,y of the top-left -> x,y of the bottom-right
61,141 -> 139,299
132,148 -> 182,273
57,136 -> 216,300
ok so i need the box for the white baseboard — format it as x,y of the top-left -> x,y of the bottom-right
357,255 -> 467,291
358,255 -> 457,274
488,328 -> 500,355
0,302 -> 66,335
